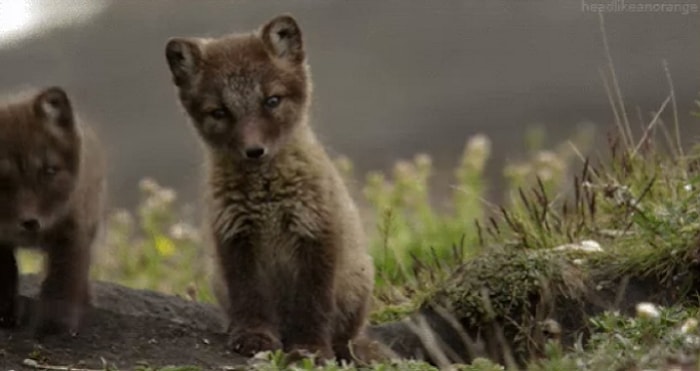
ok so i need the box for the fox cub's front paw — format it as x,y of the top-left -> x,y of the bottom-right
0,301 -> 16,329
34,299 -> 85,337
229,328 -> 283,356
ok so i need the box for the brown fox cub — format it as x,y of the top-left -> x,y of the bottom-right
165,15 -> 376,360
0,87 -> 105,336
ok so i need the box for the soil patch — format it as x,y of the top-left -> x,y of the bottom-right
0,275 -> 246,370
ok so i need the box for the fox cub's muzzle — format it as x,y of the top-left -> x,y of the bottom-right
244,147 -> 267,160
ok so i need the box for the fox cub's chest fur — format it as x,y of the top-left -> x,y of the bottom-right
208,153 -> 333,267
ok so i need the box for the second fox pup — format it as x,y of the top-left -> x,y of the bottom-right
0,87 -> 105,335
165,15 -> 375,360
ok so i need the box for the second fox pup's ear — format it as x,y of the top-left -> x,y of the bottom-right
261,15 -> 304,64
34,87 -> 75,130
165,38 -> 202,87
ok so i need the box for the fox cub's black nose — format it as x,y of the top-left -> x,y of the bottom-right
20,219 -> 40,232
245,147 -> 266,159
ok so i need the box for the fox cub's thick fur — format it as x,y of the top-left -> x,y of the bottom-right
165,15 -> 377,361
0,87 -> 105,335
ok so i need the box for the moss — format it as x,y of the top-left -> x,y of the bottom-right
423,248 -> 588,363
415,232 -> 700,366
590,238 -> 700,300
430,249 -> 584,323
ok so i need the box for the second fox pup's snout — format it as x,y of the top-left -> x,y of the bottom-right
8,197 -> 47,236
19,216 -> 41,233
16,196 -> 43,233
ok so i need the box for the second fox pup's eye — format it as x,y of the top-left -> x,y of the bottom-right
263,96 -> 282,109
207,108 -> 228,120
43,166 -> 59,177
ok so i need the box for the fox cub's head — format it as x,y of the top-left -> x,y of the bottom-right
0,87 -> 80,241
165,15 -> 310,161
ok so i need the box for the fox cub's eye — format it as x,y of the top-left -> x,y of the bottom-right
263,96 -> 282,109
43,166 -> 59,177
207,108 -> 228,120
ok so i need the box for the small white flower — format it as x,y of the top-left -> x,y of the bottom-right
170,222 -> 200,241
139,177 -> 160,193
684,184 -> 693,192
681,318 -> 698,334
580,240 -> 603,252
536,168 -> 554,181
22,359 -> 38,367
170,223 -> 187,239
415,153 -> 432,168
635,302 -> 660,319
535,151 -> 559,166
553,240 -> 603,253
684,334 -> 700,347
466,134 -> 491,156
110,209 -> 133,225
252,350 -> 272,360
159,189 -> 176,204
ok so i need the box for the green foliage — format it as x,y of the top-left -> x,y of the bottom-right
94,178 -> 214,302
369,302 -> 416,324
241,349 -> 509,371
243,349 -> 440,371
530,305 -> 700,370
362,139 -> 487,291
430,249 -> 585,328
457,358 -> 506,371
418,83 -> 700,366
17,178 -> 214,303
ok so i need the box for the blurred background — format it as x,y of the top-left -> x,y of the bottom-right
1,0 -> 699,211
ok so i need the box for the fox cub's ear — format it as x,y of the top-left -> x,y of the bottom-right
261,15 -> 304,64
34,87 -> 75,129
165,38 -> 202,87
